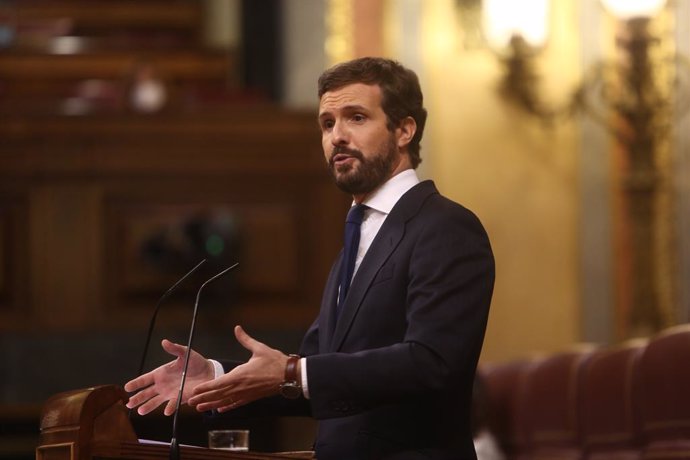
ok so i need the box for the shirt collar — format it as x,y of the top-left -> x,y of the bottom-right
357,169 -> 420,215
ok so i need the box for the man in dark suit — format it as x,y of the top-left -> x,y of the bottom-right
126,57 -> 495,459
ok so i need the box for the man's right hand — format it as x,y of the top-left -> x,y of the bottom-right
124,339 -> 215,416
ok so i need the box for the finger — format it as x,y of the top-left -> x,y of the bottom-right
196,395 -> 241,413
234,325 -> 264,353
194,399 -> 227,412
125,386 -> 157,408
191,374 -> 228,396
137,394 -> 167,416
190,382 -> 212,397
189,386 -> 231,405
217,398 -> 245,413
163,398 -> 179,416
161,339 -> 187,358
194,401 -> 215,412
124,373 -> 153,392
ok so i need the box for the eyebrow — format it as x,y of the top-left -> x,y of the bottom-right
318,104 -> 369,120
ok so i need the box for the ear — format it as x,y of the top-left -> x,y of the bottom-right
396,116 -> 417,149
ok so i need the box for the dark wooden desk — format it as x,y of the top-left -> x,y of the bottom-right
36,385 -> 314,460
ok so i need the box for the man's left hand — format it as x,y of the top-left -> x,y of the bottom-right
188,325 -> 289,412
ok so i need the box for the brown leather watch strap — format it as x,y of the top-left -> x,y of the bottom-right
285,354 -> 301,383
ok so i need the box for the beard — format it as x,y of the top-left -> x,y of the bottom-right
328,136 -> 398,196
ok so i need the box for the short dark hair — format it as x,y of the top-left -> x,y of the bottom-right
318,57 -> 427,168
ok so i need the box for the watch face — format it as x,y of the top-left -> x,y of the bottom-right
280,382 -> 301,399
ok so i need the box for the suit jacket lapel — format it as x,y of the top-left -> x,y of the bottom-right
330,222 -> 404,351
319,250 -> 342,352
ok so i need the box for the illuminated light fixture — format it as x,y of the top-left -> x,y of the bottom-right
482,0 -> 574,120
599,0 -> 666,20
482,0 -> 549,51
484,0 -> 690,336
482,0 -> 690,123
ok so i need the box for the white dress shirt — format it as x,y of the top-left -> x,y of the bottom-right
353,168 -> 420,279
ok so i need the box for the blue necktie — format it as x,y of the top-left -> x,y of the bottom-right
337,204 -> 367,314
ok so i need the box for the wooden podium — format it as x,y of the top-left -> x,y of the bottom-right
36,385 -> 313,460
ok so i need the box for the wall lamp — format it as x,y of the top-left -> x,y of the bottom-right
483,0 -> 690,336
483,0 -> 690,125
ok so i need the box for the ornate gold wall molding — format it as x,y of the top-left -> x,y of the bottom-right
325,0 -> 385,65
325,0 -> 354,65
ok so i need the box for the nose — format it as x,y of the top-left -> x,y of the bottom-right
330,120 -> 349,146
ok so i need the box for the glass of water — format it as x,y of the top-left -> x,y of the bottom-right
208,429 -> 249,452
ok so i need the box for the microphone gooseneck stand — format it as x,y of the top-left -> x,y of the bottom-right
169,262 -> 239,460
136,259 -> 207,379
129,259 -> 207,420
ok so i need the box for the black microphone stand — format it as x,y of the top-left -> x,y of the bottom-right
136,259 -> 207,378
129,259 -> 206,420
169,262 -> 239,460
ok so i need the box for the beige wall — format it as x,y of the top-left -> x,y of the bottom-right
418,0 -> 583,362
322,0 -> 598,362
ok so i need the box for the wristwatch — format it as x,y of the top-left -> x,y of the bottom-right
279,354 -> 302,399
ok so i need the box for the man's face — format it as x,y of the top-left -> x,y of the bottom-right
318,83 -> 403,197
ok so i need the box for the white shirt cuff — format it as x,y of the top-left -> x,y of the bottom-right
209,359 -> 225,379
300,357 -> 310,399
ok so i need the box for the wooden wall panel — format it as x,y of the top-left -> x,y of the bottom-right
0,196 -> 29,313
0,110 -> 349,332
28,184 -> 104,328
107,201 -> 300,295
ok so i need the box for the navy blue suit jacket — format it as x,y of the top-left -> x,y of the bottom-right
219,180 -> 494,459
299,180 -> 494,459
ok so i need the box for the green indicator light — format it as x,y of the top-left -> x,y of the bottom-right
206,234 -> 225,256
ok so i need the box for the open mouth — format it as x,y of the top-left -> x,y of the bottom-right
332,153 -> 355,167
332,151 -> 362,167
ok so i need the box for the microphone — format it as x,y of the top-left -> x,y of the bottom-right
170,262 -> 239,460
129,259 -> 207,420
135,259 -> 207,379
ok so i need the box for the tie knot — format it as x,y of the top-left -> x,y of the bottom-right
346,204 -> 368,225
